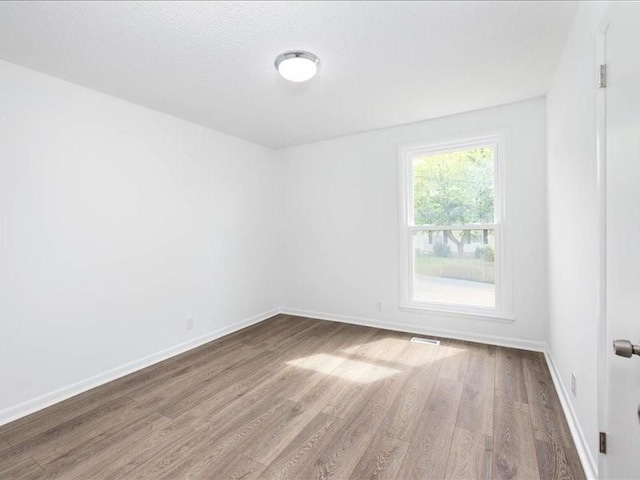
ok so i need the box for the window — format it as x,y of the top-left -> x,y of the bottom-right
399,135 -> 509,317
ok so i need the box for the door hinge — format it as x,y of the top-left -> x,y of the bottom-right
599,431 -> 607,454
599,64 -> 607,88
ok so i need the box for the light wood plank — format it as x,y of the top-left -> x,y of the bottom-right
377,340 -> 444,441
493,398 -> 541,480
159,452 -> 265,480
41,412 -> 170,479
495,347 -> 529,404
124,432 -> 214,480
200,455 -> 265,480
0,457 -> 46,480
535,439 -> 586,480
240,400 -> 321,465
276,324 -> 379,401
34,398 -> 160,466
76,411 -> 206,480
0,438 -> 11,458
444,427 -> 492,480
256,412 -> 337,480
523,351 -> 574,448
300,371 -> 408,479
349,433 -> 409,480
457,343 -> 495,436
397,377 -> 464,480
0,396 -> 138,469
439,340 -> 472,382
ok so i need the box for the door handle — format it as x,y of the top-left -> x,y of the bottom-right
613,339 -> 640,358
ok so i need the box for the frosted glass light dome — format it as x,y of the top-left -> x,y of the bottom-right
275,51 -> 320,82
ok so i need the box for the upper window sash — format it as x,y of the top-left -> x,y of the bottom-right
405,136 -> 502,228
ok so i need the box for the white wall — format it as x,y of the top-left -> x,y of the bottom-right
546,1 -> 608,468
0,60 -> 280,417
278,98 -> 548,346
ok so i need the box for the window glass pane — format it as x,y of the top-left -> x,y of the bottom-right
412,229 -> 495,308
412,146 -> 494,225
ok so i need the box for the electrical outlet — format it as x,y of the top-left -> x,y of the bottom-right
377,302 -> 384,312
186,317 -> 194,331
571,372 -> 577,397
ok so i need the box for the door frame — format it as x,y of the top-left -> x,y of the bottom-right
596,4 -> 613,478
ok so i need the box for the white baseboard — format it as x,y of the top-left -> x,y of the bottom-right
279,307 -> 547,352
0,308 -> 280,427
544,348 -> 598,480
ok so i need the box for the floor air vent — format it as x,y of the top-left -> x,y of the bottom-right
410,337 -> 440,346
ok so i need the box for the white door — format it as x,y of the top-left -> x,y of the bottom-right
605,2 -> 640,478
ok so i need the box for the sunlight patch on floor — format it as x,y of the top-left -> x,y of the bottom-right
340,338 -> 467,367
286,353 -> 400,384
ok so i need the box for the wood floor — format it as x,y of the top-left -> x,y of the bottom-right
0,315 -> 585,480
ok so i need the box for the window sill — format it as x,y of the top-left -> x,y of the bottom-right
399,305 -> 516,323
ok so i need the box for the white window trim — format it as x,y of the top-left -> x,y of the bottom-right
398,132 -> 514,321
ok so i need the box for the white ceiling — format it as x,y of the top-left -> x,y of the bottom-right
0,1 -> 577,149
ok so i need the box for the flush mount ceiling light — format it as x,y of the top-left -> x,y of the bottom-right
274,51 -> 320,82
